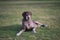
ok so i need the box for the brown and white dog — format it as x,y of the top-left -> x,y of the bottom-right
16,11 -> 48,36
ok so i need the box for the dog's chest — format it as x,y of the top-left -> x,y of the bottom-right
28,21 -> 36,27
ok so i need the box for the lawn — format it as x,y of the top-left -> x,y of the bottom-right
0,1 -> 60,40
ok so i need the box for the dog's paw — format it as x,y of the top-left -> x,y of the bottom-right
33,31 -> 37,34
16,33 -> 20,36
45,25 -> 48,27
41,24 -> 48,27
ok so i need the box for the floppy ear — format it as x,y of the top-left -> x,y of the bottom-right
28,12 -> 32,15
22,12 -> 26,17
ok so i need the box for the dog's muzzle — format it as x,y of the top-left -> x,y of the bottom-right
26,16 -> 29,20
26,15 -> 31,20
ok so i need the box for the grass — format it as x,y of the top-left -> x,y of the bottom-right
0,1 -> 60,40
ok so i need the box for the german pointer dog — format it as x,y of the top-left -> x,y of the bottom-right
16,11 -> 48,36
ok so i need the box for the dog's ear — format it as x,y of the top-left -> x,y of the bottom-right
22,12 -> 26,17
29,12 -> 32,15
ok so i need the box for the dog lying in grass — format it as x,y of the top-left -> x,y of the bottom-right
16,11 -> 48,36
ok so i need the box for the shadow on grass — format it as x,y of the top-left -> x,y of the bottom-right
0,24 -> 22,31
0,24 -> 22,38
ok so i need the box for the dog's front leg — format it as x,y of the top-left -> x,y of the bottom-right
16,29 -> 25,36
32,28 -> 37,33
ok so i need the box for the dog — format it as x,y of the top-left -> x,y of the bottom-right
16,11 -> 48,36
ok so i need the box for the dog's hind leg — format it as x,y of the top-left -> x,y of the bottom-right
16,29 -> 25,36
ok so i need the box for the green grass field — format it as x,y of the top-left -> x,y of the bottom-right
0,1 -> 60,40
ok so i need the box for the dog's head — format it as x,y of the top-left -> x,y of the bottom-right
22,11 -> 32,21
